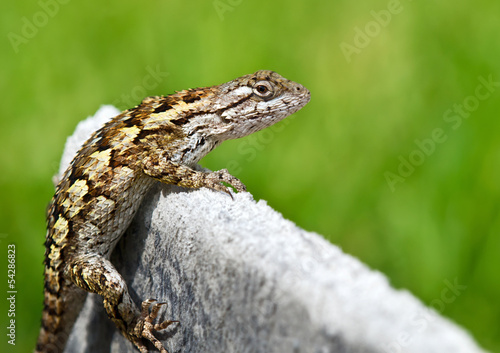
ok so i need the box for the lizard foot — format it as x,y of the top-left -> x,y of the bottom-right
205,169 -> 247,195
132,299 -> 178,353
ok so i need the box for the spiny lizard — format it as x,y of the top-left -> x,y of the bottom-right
36,70 -> 310,353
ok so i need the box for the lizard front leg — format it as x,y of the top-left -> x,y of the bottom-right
142,153 -> 246,194
67,254 -> 176,353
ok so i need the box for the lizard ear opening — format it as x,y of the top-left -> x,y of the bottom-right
252,81 -> 275,100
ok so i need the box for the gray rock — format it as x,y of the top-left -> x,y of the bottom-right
62,107 -> 485,353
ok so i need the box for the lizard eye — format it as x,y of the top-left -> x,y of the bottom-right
252,81 -> 274,99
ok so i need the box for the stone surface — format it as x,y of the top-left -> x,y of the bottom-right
62,107 -> 486,353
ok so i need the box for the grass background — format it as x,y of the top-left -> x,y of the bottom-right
1,0 -> 499,352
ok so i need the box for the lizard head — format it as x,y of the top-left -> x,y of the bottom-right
212,70 -> 311,141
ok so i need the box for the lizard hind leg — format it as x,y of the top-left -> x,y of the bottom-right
67,254 -> 175,353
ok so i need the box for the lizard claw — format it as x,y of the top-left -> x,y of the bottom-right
205,169 -> 246,196
132,299 -> 178,353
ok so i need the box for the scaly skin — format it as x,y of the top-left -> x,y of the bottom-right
36,70 -> 310,353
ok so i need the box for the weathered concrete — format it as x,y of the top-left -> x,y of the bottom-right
62,106 -> 485,353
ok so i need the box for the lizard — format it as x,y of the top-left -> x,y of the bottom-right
36,70 -> 310,353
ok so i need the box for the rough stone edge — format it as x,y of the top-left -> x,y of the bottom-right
61,106 -> 486,353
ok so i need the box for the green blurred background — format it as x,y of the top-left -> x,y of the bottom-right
1,0 -> 499,352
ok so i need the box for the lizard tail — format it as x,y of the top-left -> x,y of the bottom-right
35,266 -> 86,353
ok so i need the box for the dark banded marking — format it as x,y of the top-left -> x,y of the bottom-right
43,276 -> 63,295
171,116 -> 190,125
43,304 -> 62,318
134,124 -> 183,142
168,94 -> 255,129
